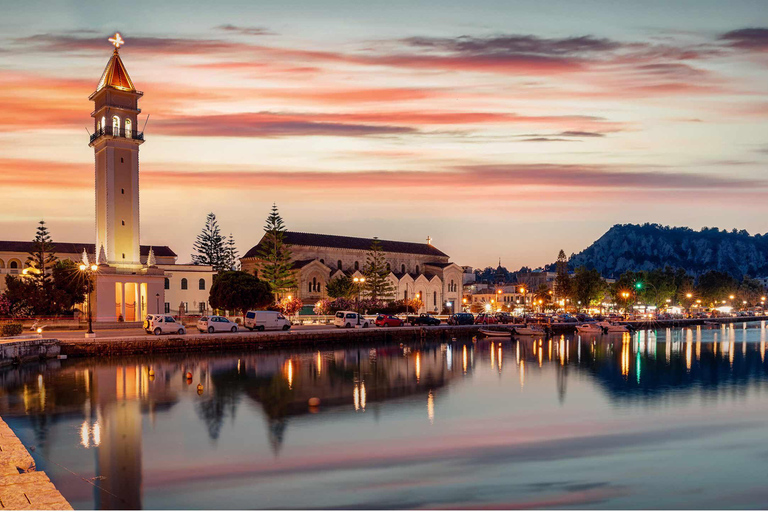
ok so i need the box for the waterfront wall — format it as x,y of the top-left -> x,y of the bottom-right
0,416 -> 72,510
0,338 -> 61,368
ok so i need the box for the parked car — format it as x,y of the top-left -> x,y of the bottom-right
334,310 -> 370,328
375,314 -> 404,327
197,315 -> 239,333
448,312 -> 475,325
244,310 -> 291,331
144,314 -> 186,335
474,313 -> 498,325
407,313 -> 441,326
495,312 -> 514,324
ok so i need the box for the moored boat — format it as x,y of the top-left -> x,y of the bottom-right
479,329 -> 512,338
596,321 -> 630,333
513,325 -> 547,336
576,323 -> 605,335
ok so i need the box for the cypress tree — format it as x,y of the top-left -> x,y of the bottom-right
363,238 -> 395,301
192,213 -> 225,271
256,204 -> 296,296
224,233 -> 240,271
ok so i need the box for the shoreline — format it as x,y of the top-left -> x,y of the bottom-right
0,416 -> 72,510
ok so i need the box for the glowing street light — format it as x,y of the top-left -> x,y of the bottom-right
353,276 -> 366,324
78,263 -> 99,336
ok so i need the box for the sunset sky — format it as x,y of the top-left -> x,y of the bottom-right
1,0 -> 767,269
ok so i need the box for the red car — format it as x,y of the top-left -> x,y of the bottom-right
375,315 -> 404,327
474,313 -> 499,325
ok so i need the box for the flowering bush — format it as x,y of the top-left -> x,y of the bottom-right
313,298 -> 332,315
329,297 -> 354,312
0,295 -> 10,318
277,297 -> 303,316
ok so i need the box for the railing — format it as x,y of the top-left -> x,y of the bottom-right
89,126 -> 144,144
0,268 -> 20,275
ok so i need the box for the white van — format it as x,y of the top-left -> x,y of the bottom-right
334,310 -> 370,328
244,310 -> 291,331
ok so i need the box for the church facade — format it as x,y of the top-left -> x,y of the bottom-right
0,34 -> 213,323
241,232 -> 464,314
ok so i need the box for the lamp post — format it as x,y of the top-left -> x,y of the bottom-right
79,263 -> 98,337
496,289 -> 502,313
519,287 -> 527,316
353,276 -> 365,325
156,293 -> 160,314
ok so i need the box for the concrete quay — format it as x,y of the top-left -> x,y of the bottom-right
0,417 -> 72,510
0,338 -> 61,368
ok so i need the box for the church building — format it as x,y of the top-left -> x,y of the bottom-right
241,232 -> 464,314
0,34 -> 214,323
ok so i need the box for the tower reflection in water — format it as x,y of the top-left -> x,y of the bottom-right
0,322 -> 768,508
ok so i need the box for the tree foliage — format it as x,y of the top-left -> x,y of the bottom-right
571,267 -> 606,309
224,233 -> 239,271
256,204 -> 297,296
27,220 -> 56,290
326,275 -> 354,298
192,213 -> 226,271
363,238 -> 395,301
208,271 -> 273,316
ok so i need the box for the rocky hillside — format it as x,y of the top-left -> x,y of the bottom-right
569,224 -> 768,278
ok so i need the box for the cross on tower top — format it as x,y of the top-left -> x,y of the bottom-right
426,236 -> 432,245
108,32 -> 124,50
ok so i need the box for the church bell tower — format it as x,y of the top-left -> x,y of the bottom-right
89,33 -> 143,268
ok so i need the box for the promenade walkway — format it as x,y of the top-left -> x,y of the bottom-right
0,417 -> 71,510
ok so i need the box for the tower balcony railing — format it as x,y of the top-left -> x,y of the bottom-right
89,126 -> 144,144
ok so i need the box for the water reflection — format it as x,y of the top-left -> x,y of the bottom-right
1,324 -> 768,508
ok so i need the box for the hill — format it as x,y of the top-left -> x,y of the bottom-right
569,224 -> 768,278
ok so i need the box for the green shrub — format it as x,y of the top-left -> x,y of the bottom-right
1,323 -> 23,337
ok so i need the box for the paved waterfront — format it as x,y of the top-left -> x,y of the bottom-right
0,417 -> 71,510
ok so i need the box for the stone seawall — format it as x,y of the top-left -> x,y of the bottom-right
0,417 -> 72,510
61,325 -> 480,357
0,339 -> 61,368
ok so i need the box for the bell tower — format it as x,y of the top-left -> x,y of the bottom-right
89,33 -> 143,268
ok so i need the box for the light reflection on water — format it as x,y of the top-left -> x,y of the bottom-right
2,322 -> 768,509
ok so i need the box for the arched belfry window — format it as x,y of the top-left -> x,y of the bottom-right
125,118 -> 132,137
112,116 -> 120,136
101,116 -> 106,133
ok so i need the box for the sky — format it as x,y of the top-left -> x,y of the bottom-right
1,0 -> 767,269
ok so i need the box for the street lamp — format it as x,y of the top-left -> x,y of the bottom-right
353,276 -> 366,325
519,287 -> 527,315
79,263 -> 98,336
496,289 -> 502,312
156,293 -> 160,314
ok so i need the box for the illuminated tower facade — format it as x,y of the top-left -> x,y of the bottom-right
89,33 -> 143,267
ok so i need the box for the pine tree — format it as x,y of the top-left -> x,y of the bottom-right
224,233 -> 239,271
256,204 -> 296,296
554,249 -> 571,301
192,213 -> 226,271
26,220 -> 57,287
363,238 -> 395,301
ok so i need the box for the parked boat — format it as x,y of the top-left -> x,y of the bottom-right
576,323 -> 605,335
596,321 -> 630,333
513,325 -> 547,336
479,329 -> 512,338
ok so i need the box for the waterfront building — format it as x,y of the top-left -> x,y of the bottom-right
0,34 -> 213,322
241,232 -> 464,313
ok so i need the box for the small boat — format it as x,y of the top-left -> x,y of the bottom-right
576,323 -> 605,335
479,329 -> 512,338
596,321 -> 630,333
513,325 -> 547,336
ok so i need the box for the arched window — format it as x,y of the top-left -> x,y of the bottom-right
112,116 -> 120,136
164,278 -> 169,290
101,116 -> 106,133
401,264 -> 406,274
125,118 -> 132,137
354,261 -> 359,271
9,260 -> 18,269
181,278 -> 188,290
337,260 -> 342,270
386,262 -> 391,272
96,120 -> 100,131
199,278 -> 205,290
434,291 -> 437,306
415,265 -> 420,274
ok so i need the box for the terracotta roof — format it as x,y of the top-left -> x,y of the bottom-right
243,231 -> 448,259
96,50 -> 136,92
0,241 -> 175,258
